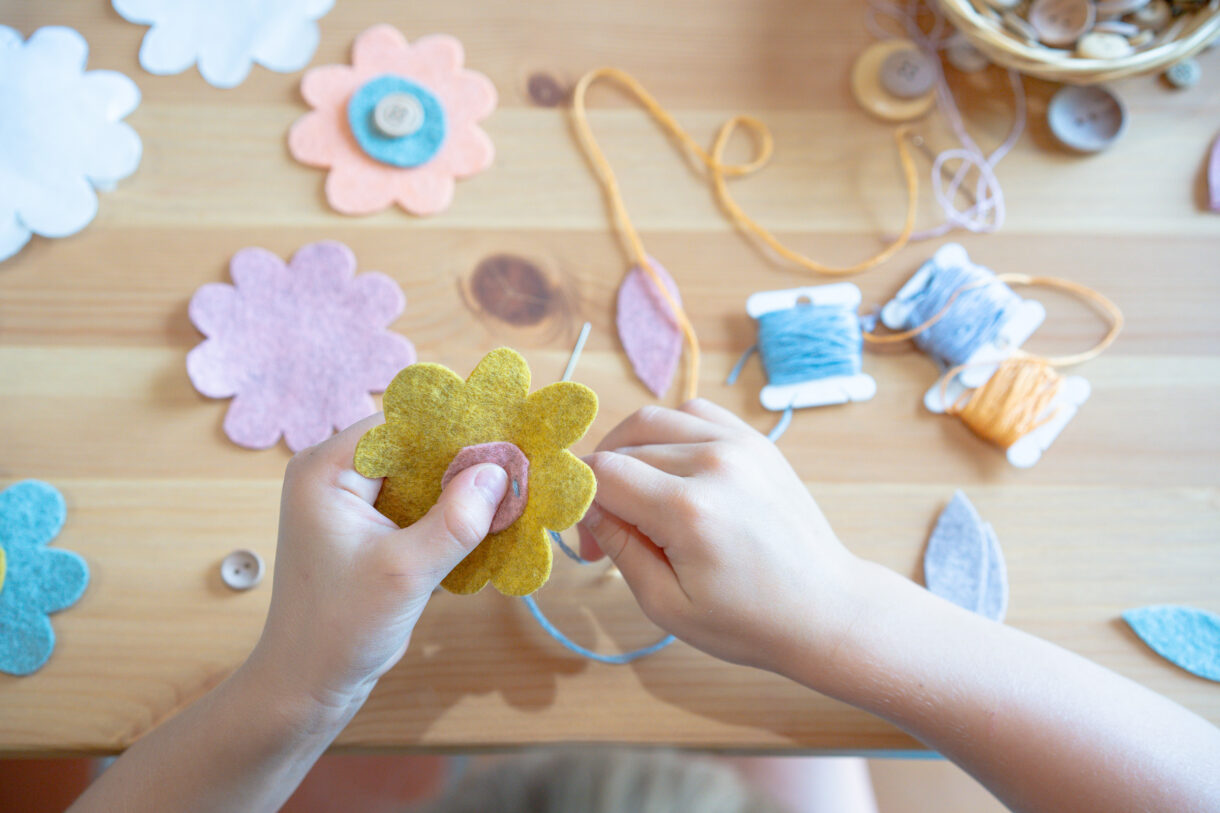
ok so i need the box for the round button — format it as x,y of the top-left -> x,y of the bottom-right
1164,58 -> 1201,88
851,40 -> 937,123
1047,85 -> 1127,153
372,92 -> 424,138
1076,31 -> 1135,59
946,34 -> 990,73
1029,0 -> 1095,46
1133,0 -> 1170,28
879,48 -> 936,98
221,549 -> 264,591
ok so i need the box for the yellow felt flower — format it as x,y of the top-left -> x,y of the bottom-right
355,348 -> 598,596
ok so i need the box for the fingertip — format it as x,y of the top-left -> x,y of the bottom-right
578,523 -> 606,562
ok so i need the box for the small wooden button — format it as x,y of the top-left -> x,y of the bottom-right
221,549 -> 265,591
1047,85 -> 1127,152
1029,0 -> 1096,46
851,40 -> 936,122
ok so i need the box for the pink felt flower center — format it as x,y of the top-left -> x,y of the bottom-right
440,442 -> 529,533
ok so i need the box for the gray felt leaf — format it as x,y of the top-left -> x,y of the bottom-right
924,491 -> 1008,622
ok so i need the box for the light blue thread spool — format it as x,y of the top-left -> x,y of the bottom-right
903,262 -> 1021,367
727,297 -> 869,441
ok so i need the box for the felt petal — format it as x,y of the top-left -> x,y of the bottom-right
223,392 -> 284,450
197,42 -> 255,89
1208,135 -> 1220,213
435,69 -> 498,126
434,124 -> 495,178
355,422 -> 423,479
0,209 -> 32,263
401,34 -> 465,85
394,166 -> 456,216
488,525 -> 552,597
282,404 -> 337,452
289,239 -> 356,288
345,271 -> 407,326
185,339 -> 239,398
1123,605 -> 1220,682
351,24 -> 410,71
0,604 -> 56,676
111,0 -> 161,24
355,332 -> 417,393
380,362 -> 465,424
288,110 -> 349,168
923,491 -> 1008,621
250,17 -> 319,74
26,27 -> 88,79
24,548 -> 89,614
521,382 -> 598,451
0,481 -> 67,549
79,70 -> 142,122
18,174 -> 98,238
466,348 -> 531,403
137,20 -> 198,76
325,161 -> 401,215
187,282 -> 239,337
530,450 -> 597,531
299,64 -> 357,109
229,246 -> 287,294
617,257 -> 683,398
82,122 -> 142,187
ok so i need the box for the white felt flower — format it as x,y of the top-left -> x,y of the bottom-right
113,0 -> 335,89
0,26 -> 142,263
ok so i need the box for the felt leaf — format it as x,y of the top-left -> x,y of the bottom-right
617,257 -> 683,398
923,491 -> 1008,621
0,480 -> 90,676
288,24 -> 497,216
113,0 -> 333,88
0,26 -> 142,262
355,348 -> 598,596
186,240 -> 417,452
1123,605 -> 1220,683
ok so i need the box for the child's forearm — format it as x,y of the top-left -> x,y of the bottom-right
783,561 -> 1220,813
68,652 -> 354,813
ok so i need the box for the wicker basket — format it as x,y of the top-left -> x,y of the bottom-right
935,0 -> 1220,83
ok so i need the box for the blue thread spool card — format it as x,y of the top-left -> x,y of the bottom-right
881,244 -> 1045,392
746,283 -> 877,410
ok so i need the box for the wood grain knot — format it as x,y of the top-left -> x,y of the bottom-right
527,73 -> 569,107
468,254 -> 557,326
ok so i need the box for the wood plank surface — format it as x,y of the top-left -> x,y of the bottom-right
1,0 -> 1217,755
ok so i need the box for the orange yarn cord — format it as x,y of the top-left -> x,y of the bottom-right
931,274 -> 1124,449
570,67 -> 921,401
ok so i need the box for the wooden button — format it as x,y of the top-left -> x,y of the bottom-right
879,48 -> 936,98
221,549 -> 264,590
1030,0 -> 1096,46
1076,30 -> 1136,58
850,40 -> 936,122
1047,85 -> 1127,152
372,92 -> 424,138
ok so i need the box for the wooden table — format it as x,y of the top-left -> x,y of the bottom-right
2,0 -> 1217,757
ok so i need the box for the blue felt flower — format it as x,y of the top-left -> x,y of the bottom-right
0,481 -> 89,676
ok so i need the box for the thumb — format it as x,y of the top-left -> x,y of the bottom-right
406,464 -> 508,579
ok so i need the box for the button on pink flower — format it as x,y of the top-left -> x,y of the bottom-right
288,24 -> 497,216
186,240 -> 416,452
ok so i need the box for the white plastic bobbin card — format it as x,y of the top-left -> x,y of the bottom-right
746,283 -> 877,411
880,243 -> 1045,407
930,370 -> 1091,468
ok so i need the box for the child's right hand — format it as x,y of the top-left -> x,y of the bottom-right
579,399 -> 863,676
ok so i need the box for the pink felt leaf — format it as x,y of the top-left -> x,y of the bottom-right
1209,133 -> 1220,213
616,256 -> 683,398
186,240 -> 417,452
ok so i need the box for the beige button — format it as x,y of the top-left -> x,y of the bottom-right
1047,85 -> 1127,152
1096,0 -> 1150,15
946,34 -> 990,73
1076,31 -> 1135,58
1133,0 -> 1170,28
1030,0 -> 1095,46
879,48 -> 936,98
221,549 -> 264,590
372,92 -> 424,138
1002,11 -> 1041,42
1093,19 -> 1140,36
1164,58 -> 1201,88
851,40 -> 936,122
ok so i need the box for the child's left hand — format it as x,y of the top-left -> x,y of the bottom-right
247,414 -> 508,725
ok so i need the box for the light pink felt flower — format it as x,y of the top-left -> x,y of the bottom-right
288,24 -> 496,216
187,240 -> 416,452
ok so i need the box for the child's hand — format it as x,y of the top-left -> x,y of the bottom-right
579,399 -> 861,675
248,414 -> 508,722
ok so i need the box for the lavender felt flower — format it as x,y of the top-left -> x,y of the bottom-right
187,240 -> 416,451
